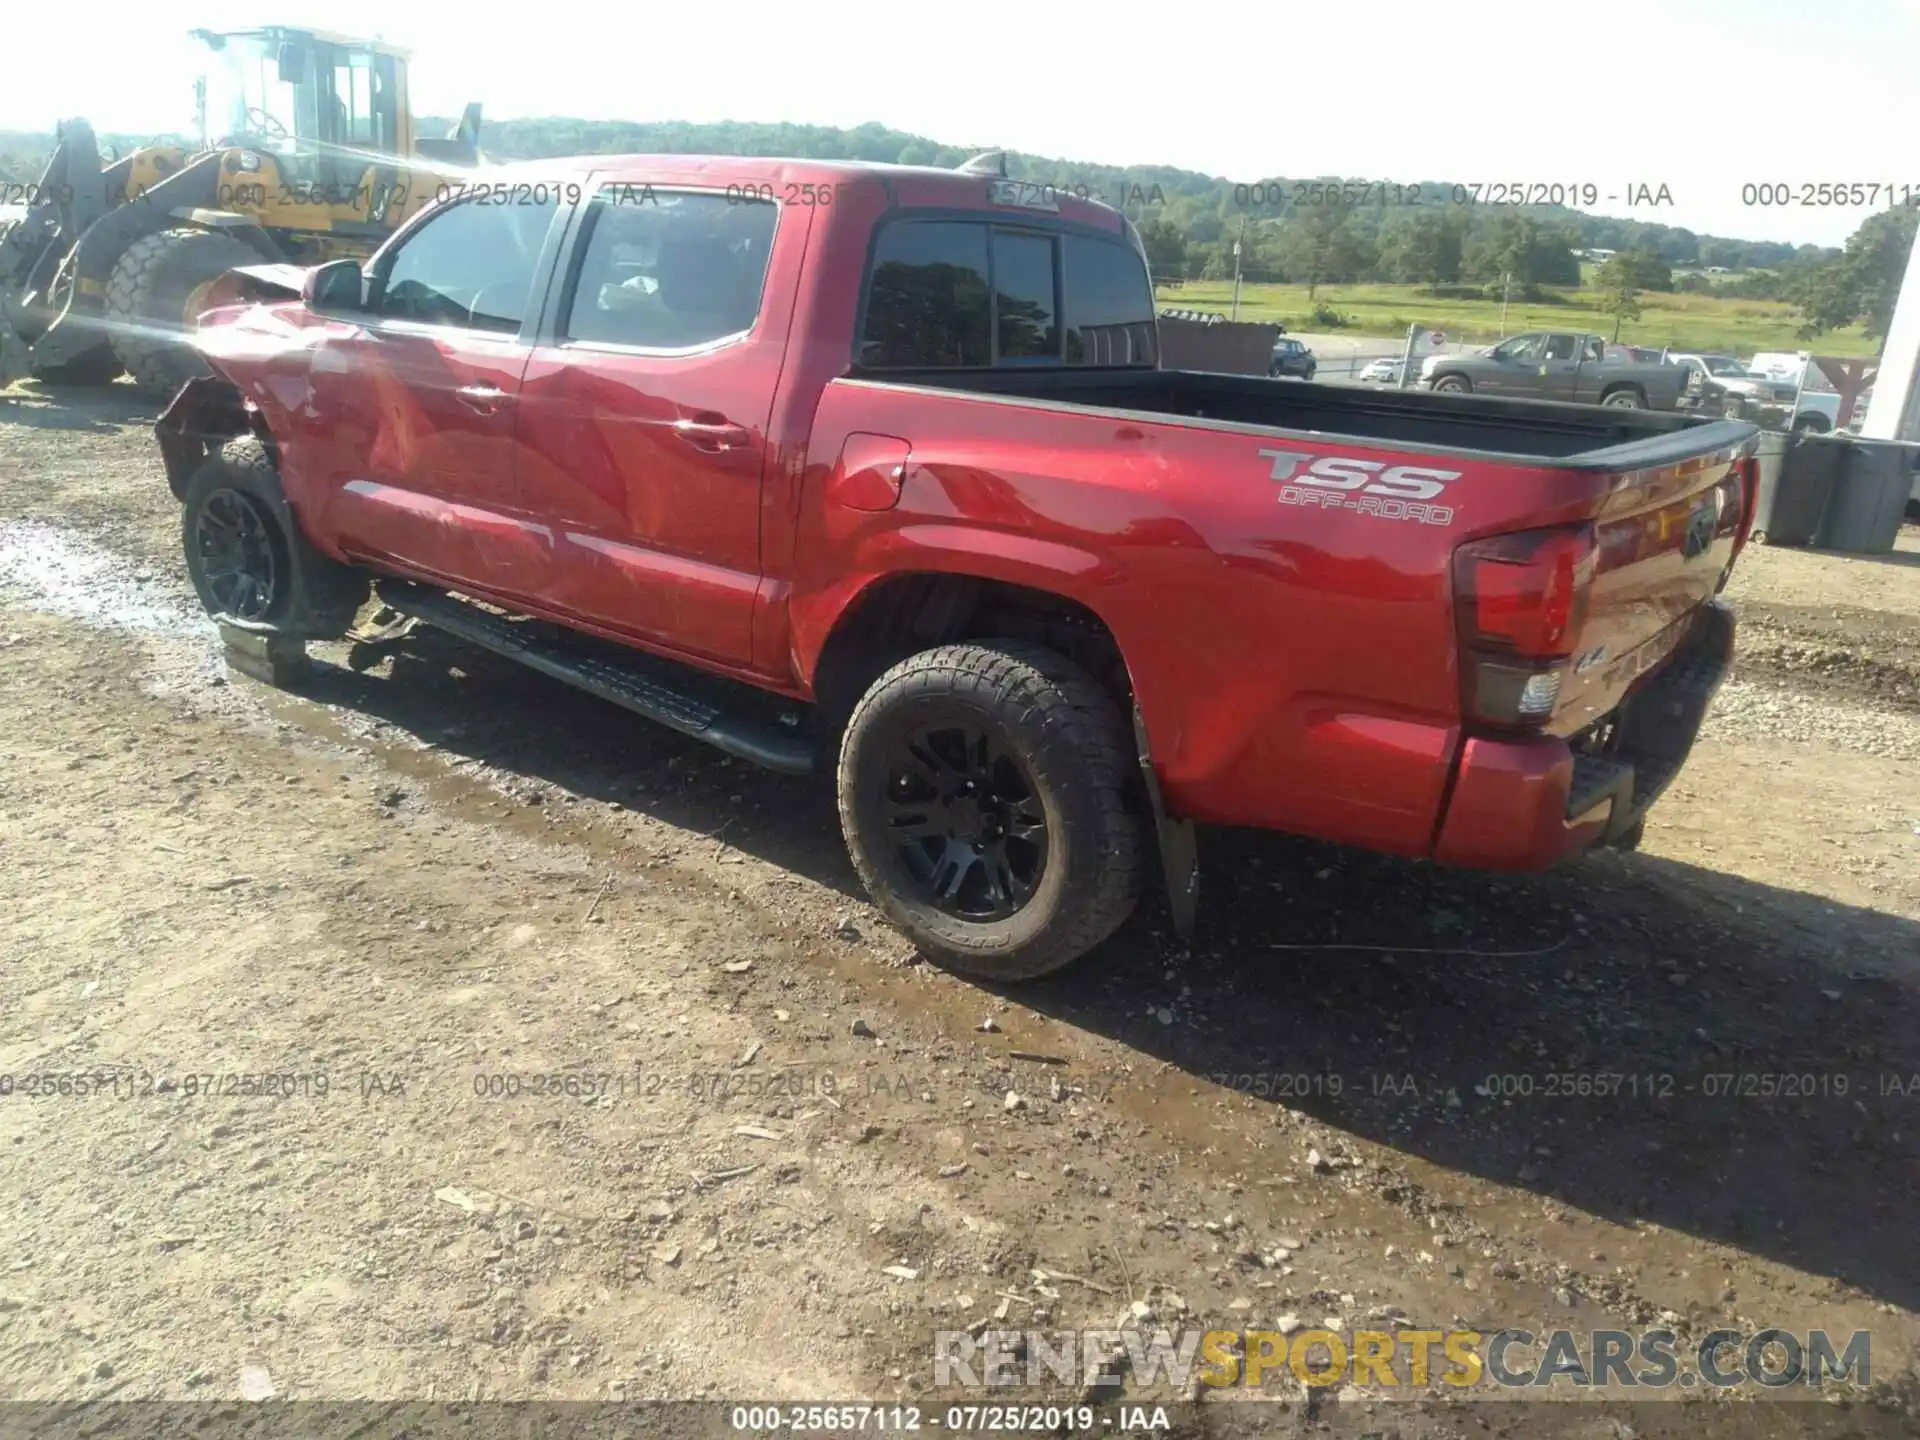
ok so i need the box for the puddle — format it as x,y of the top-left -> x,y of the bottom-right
0,520 -> 214,639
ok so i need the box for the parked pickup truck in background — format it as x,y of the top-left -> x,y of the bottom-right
155,156 -> 1761,981
1422,331 -> 1689,410
1668,352 -> 1841,431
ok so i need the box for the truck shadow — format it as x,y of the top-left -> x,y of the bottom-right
298,627 -> 1920,1315
1010,824 -> 1920,1318
299,627 -> 848,882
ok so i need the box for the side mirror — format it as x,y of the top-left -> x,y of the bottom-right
303,258 -> 366,314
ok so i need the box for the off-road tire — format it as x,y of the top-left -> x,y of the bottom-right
1600,386 -> 1647,409
1431,374 -> 1471,393
837,641 -> 1145,982
181,436 -> 367,642
107,228 -> 264,398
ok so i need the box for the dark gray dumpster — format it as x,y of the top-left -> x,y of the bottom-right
1814,439 -> 1920,554
1752,432 -> 1842,547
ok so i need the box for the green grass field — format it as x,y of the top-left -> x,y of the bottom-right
1154,280 -> 1878,358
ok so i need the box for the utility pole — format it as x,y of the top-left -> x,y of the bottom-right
1499,271 -> 1512,337
1230,216 -> 1246,322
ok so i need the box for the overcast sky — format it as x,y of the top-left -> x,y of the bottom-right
7,0 -> 1915,247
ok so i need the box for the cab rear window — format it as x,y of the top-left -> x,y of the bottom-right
859,220 -> 1156,369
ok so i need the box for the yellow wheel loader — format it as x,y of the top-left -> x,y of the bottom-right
0,26 -> 483,395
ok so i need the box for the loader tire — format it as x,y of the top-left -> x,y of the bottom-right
32,349 -> 124,387
106,228 -> 263,399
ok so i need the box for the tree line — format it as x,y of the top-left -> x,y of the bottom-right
446,116 -> 1907,341
446,116 -> 1811,275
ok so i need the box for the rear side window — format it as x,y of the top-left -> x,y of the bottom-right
860,220 -> 1155,369
1062,234 -> 1157,366
859,222 -> 992,368
377,195 -> 559,333
992,230 -> 1058,359
563,188 -> 778,350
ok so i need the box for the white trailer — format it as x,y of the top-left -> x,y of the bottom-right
1856,226 -> 1920,504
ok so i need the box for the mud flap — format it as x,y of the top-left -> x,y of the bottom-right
1133,704 -> 1198,943
215,617 -> 312,688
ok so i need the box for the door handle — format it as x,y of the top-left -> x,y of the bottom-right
673,415 -> 750,451
455,384 -> 511,414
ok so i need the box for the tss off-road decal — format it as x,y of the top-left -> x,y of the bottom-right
1259,449 -> 1461,526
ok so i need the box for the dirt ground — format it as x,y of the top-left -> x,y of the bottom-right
3,380 -> 1920,1436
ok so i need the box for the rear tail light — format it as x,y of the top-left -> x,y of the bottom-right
1727,454 -> 1758,560
1452,524 -> 1597,728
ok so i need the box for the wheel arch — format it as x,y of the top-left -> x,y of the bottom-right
155,375 -> 278,500
805,566 -> 1138,746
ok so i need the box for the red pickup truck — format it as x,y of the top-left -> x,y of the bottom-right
154,155 -> 1760,981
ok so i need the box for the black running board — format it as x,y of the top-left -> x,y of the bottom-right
375,580 -> 815,775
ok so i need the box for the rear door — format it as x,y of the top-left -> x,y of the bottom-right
302,192 -> 564,593
513,179 -> 800,668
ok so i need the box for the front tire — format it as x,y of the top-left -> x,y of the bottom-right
837,641 -> 1146,982
181,436 -> 367,643
107,228 -> 265,398
1432,374 -> 1471,393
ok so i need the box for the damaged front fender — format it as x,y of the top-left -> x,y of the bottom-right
155,375 -> 254,499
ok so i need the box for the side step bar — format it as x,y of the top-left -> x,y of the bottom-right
374,580 -> 815,776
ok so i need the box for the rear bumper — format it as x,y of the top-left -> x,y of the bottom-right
1432,601 -> 1735,869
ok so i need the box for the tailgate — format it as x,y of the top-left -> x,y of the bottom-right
1551,444 -> 1754,734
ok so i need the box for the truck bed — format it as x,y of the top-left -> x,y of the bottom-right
852,366 -> 1755,467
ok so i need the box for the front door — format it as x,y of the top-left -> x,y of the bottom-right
1479,333 -> 1540,395
514,181 -> 801,668
305,193 -> 562,594
1536,332 -> 1583,400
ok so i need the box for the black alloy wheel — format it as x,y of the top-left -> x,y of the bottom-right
192,488 -> 281,621
879,721 -> 1049,921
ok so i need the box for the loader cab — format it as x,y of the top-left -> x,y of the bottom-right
192,27 -> 409,178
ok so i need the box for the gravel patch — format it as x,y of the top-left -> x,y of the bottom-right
1704,676 -> 1920,760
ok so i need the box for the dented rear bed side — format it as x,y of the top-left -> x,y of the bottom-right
789,348 -> 1758,859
